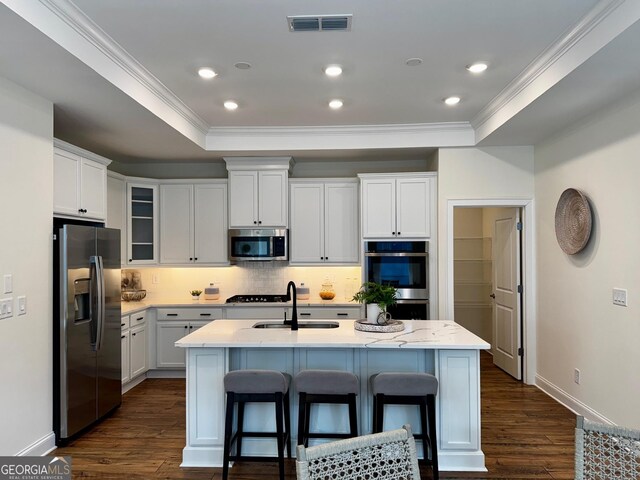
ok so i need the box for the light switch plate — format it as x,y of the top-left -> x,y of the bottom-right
0,298 -> 13,320
613,288 -> 627,307
3,274 -> 12,294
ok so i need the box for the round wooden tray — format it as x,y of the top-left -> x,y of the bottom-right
354,319 -> 404,333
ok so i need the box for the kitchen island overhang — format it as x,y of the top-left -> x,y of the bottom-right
176,319 -> 491,472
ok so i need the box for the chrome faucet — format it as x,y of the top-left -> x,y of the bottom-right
285,281 -> 298,331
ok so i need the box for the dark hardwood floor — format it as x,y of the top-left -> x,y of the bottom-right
54,353 -> 576,479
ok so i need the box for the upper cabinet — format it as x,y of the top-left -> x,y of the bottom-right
359,173 -> 436,239
290,180 -> 359,264
159,182 -> 228,265
107,172 -> 127,265
127,182 -> 158,265
225,157 -> 292,228
53,140 -> 109,221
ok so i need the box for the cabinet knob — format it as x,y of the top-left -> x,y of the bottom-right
253,221 -> 257,224
129,259 -> 132,262
258,221 -> 262,225
397,232 -> 401,236
194,257 -> 198,261
121,335 -> 125,339
189,257 -> 193,261
132,333 -> 136,337
392,232 -> 396,236
490,293 -> 496,299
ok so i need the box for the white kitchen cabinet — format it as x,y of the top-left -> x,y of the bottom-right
359,173 -> 434,239
159,182 -> 227,264
296,306 -> 361,319
129,323 -> 148,378
225,157 -> 292,228
121,311 -> 148,385
53,141 -> 109,221
127,182 -> 158,264
107,172 -> 127,265
156,308 -> 222,368
228,170 -> 287,227
290,180 -> 359,264
121,329 -> 130,384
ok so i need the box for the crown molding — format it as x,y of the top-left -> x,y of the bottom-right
472,0 -> 637,143
207,122 -> 475,152
54,138 -> 112,166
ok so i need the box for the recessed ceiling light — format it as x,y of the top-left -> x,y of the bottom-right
224,101 -> 239,111
444,96 -> 461,106
466,62 -> 488,74
324,65 -> 343,77
329,99 -> 343,109
405,58 -> 423,66
235,62 -> 252,70
198,67 -> 217,79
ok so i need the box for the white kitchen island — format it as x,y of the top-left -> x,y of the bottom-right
175,319 -> 490,472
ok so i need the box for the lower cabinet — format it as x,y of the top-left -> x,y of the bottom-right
156,308 -> 222,368
121,311 -> 148,385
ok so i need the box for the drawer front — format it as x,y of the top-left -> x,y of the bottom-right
297,307 -> 361,319
130,310 -> 147,326
156,307 -> 223,320
224,306 -> 286,320
121,315 -> 130,330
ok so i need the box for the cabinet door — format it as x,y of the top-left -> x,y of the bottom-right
127,183 -> 158,264
130,323 -> 148,378
289,183 -> 324,263
229,171 -> 258,227
107,175 -> 127,265
160,184 -> 194,264
194,184 -> 228,264
396,177 -> 431,238
53,149 -> 80,216
79,159 -> 107,220
361,178 -> 396,238
156,321 -> 189,368
188,320 -> 211,334
258,170 -> 288,227
121,330 -> 130,384
324,183 -> 359,263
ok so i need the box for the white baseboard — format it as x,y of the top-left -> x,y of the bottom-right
535,374 -> 614,425
15,432 -> 56,456
147,369 -> 185,379
122,374 -> 147,393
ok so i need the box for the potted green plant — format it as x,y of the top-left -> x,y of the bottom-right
352,282 -> 398,324
190,289 -> 202,300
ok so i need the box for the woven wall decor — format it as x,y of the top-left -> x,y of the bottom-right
555,188 -> 592,255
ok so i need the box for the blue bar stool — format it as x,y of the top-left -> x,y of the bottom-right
295,370 -> 359,447
370,372 -> 439,480
222,370 -> 292,480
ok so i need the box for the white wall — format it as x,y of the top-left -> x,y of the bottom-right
535,93 -> 640,427
436,147 -> 535,318
0,77 -> 54,454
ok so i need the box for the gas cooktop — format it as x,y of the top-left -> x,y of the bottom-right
225,294 -> 288,303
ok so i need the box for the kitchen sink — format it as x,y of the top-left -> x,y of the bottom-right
252,321 -> 340,329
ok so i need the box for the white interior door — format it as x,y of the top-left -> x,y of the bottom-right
492,208 -> 522,379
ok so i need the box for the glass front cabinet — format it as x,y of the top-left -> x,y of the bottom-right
127,183 -> 158,264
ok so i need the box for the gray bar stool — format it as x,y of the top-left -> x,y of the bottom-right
222,370 -> 292,480
370,372 -> 439,480
295,370 -> 359,447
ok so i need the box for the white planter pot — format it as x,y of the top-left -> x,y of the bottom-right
366,304 -> 381,324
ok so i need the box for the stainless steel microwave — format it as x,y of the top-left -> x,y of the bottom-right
229,228 -> 288,262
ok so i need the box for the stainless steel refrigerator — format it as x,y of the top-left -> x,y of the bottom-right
53,222 -> 121,443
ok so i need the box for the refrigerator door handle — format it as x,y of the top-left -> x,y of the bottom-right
91,255 -> 106,351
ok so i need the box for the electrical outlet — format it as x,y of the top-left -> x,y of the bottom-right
152,274 -> 159,284
3,274 -> 12,294
574,368 -> 581,385
17,296 -> 26,315
613,288 -> 628,307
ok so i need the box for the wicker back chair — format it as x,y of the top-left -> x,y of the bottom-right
575,416 -> 640,479
296,425 -> 421,480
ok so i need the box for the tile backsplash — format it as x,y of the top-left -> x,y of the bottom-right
135,264 -> 362,302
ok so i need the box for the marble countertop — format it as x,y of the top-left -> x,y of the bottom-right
120,298 -> 360,315
175,319 -> 491,350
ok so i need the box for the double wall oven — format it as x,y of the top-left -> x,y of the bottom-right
364,241 -> 429,320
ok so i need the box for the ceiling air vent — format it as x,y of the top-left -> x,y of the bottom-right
288,15 -> 352,32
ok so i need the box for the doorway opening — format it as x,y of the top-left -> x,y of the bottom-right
447,199 -> 535,384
